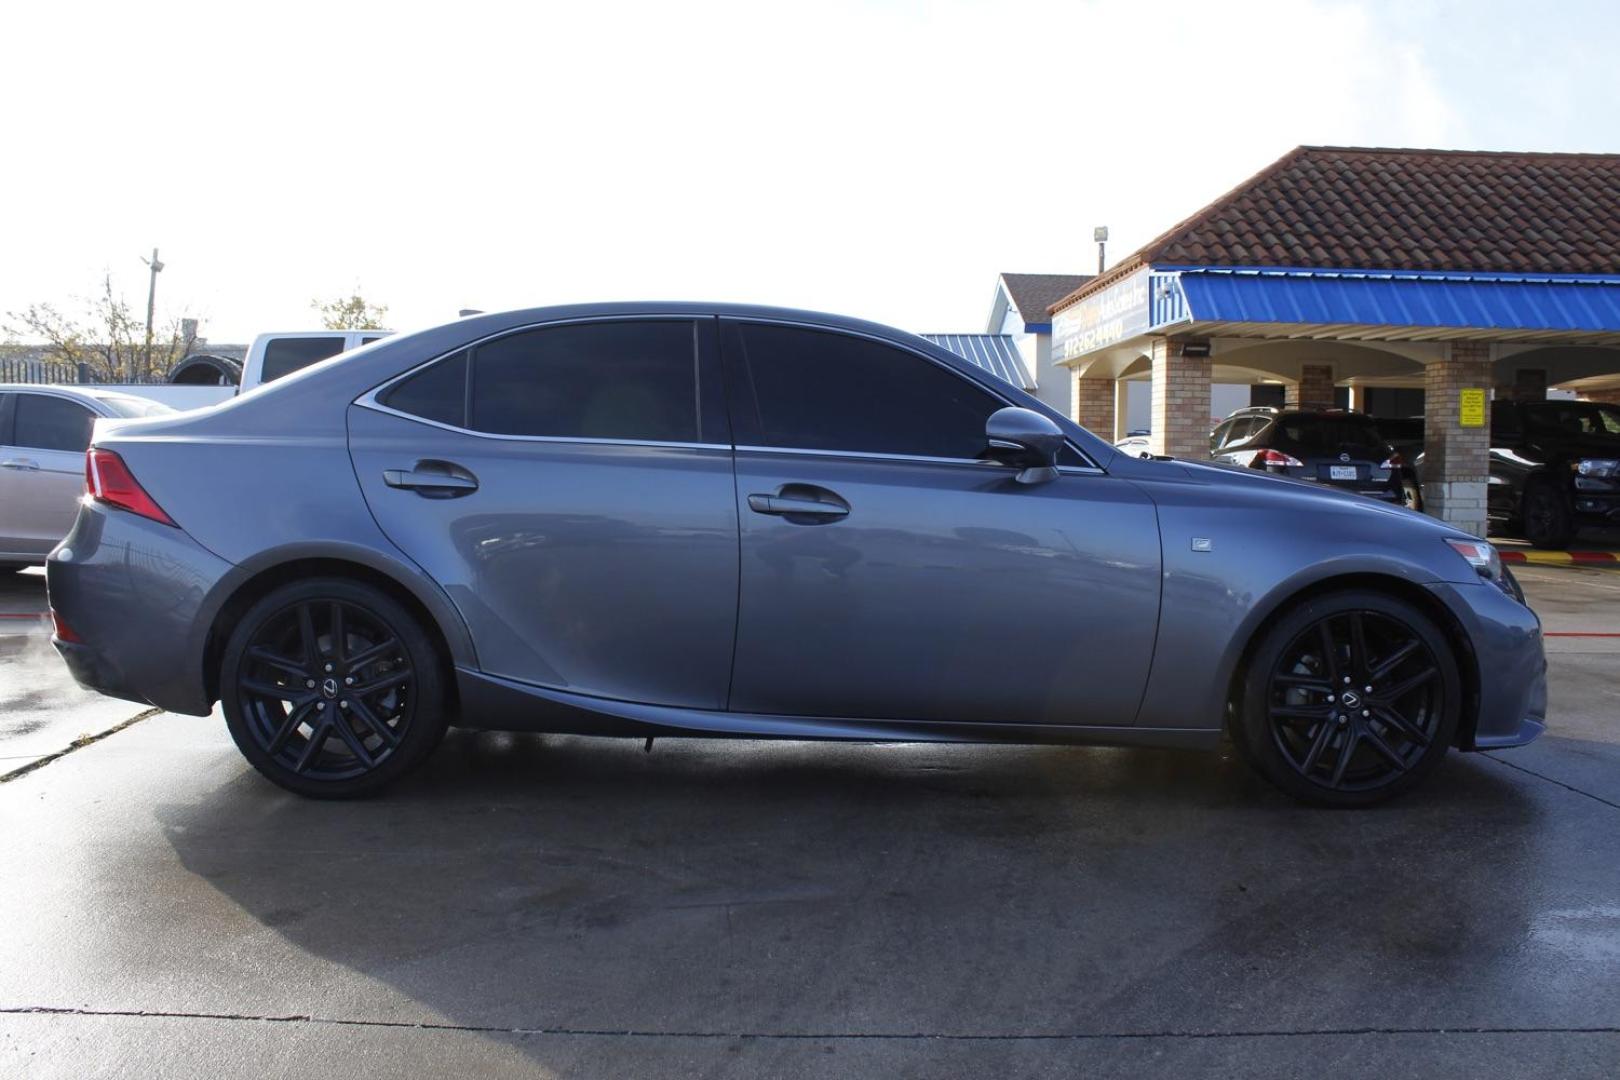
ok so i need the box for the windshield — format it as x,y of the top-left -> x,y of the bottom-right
1523,402 -> 1620,437
97,394 -> 176,418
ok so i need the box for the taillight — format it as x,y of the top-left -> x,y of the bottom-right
85,448 -> 176,526
1380,451 -> 1404,468
1255,448 -> 1304,468
51,609 -> 83,643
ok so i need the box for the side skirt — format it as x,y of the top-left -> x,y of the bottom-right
453,668 -> 1223,751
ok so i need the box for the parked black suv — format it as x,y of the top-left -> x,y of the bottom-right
1487,399 -> 1620,547
1211,408 -> 1417,506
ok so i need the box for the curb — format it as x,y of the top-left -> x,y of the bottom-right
1498,550 -> 1620,567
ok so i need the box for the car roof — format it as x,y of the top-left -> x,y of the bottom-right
141,301 -> 1122,469
252,330 -> 392,339
1274,409 -> 1376,421
0,383 -> 147,405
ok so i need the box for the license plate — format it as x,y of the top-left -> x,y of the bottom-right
1329,465 -> 1358,480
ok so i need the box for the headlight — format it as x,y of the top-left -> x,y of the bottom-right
1575,458 -> 1620,477
1445,537 -> 1504,583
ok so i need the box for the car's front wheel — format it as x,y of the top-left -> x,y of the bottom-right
221,578 -> 448,798
1233,590 -> 1460,807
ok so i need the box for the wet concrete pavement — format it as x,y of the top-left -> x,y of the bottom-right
1,567 -> 1618,1077
0,569 -> 152,777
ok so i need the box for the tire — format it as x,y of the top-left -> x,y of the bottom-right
1521,479 -> 1574,550
1232,589 -> 1461,807
220,577 -> 448,798
1401,480 -> 1423,512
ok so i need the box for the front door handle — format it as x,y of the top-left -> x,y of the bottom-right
0,458 -> 40,471
746,484 -> 850,522
383,462 -> 479,497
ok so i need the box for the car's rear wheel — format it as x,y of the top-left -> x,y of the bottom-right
1234,590 -> 1460,807
221,578 -> 448,798
1521,479 -> 1574,549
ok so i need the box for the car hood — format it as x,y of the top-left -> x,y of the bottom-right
1164,457 -> 1460,533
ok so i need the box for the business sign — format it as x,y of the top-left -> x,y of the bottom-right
1052,268 -> 1153,361
1459,388 -> 1486,427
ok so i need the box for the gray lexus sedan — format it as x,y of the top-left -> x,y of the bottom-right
45,303 -> 1546,805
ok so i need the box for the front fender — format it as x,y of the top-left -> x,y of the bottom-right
1122,463 -> 1470,731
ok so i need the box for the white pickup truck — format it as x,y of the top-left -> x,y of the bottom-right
138,329 -> 393,410
239,329 -> 391,391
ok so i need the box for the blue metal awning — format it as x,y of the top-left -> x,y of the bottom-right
1172,267 -> 1620,339
1054,265 -> 1620,358
921,333 -> 1034,389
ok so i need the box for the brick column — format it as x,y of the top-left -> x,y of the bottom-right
1500,368 -> 1547,402
1423,342 -> 1493,537
1286,363 -> 1336,409
1072,374 -> 1115,436
1148,337 -> 1212,459
1113,379 -> 1132,442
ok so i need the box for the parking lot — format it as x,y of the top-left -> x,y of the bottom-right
2,565 -> 1618,1078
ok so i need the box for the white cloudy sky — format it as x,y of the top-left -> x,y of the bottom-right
5,0 -> 1620,343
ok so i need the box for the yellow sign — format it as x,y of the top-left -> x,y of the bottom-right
1459,388 -> 1486,428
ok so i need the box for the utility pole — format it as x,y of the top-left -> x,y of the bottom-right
1093,226 -> 1108,275
140,247 -> 164,380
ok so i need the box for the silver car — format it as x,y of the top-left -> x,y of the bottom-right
45,304 -> 1546,805
0,385 -> 172,572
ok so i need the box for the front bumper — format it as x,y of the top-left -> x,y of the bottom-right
46,501 -> 233,716
1425,579 -> 1547,751
1571,490 -> 1620,523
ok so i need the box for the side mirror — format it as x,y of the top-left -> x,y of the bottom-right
984,407 -> 1064,484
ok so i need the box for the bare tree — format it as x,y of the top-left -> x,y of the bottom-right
5,275 -> 197,381
312,291 -> 389,331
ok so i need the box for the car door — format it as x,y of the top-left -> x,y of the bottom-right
722,319 -> 1162,727
348,316 -> 739,709
0,391 -> 97,558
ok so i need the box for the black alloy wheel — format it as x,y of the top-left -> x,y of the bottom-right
221,578 -> 447,797
1236,590 -> 1459,806
1521,480 -> 1574,550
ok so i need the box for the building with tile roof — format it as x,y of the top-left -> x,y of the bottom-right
1046,145 -> 1620,537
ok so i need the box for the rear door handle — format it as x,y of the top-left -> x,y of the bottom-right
1,458 -> 40,470
746,486 -> 850,520
383,464 -> 479,497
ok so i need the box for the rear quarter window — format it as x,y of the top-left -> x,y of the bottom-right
379,351 -> 469,428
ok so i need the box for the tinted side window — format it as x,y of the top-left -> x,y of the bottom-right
380,351 -> 469,427
732,324 -> 1001,460
469,321 -> 700,442
1210,420 -> 1234,452
261,337 -> 346,383
14,394 -> 95,453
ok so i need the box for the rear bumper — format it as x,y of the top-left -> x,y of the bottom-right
1424,580 -> 1547,752
1272,469 -> 1402,501
46,502 -> 232,716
